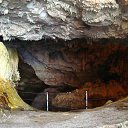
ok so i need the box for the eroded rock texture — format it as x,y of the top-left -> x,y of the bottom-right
17,40 -> 128,87
31,80 -> 128,110
0,0 -> 128,40
5,39 -> 126,110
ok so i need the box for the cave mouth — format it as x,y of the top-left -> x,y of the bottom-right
17,56 -> 77,111
3,37 -> 128,111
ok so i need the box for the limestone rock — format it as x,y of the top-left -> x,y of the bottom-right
52,92 -> 85,110
0,42 -> 32,110
0,78 -> 32,110
51,80 -> 128,110
98,121 -> 128,128
18,41 -> 128,87
0,0 -> 128,40
0,42 -> 20,81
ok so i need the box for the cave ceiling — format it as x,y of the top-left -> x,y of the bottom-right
0,0 -> 128,40
0,0 -> 128,87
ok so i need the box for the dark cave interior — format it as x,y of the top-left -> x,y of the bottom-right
2,37 -> 128,111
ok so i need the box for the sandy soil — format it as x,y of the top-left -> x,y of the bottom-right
0,98 -> 128,128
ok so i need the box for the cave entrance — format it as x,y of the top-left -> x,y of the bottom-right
17,56 -> 76,111
4,38 -> 128,111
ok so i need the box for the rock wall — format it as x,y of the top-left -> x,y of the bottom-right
15,39 -> 128,110
31,80 -> 128,110
18,40 -> 128,87
0,0 -> 127,110
0,42 -> 32,110
0,42 -> 20,81
0,0 -> 128,40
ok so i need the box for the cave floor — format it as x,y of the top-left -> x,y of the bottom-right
0,97 -> 128,128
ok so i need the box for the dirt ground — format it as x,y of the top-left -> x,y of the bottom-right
0,97 -> 128,128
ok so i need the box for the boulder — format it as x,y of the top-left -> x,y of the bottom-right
52,92 -> 85,111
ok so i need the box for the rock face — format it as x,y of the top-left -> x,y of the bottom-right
31,80 -> 128,110
0,42 -> 20,81
52,80 -> 128,110
52,92 -> 85,110
15,40 -> 128,110
31,86 -> 77,110
0,0 -> 128,40
0,0 -> 128,110
18,40 -> 128,87
0,42 -> 32,110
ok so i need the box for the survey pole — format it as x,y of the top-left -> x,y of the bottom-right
85,91 -> 88,110
46,92 -> 49,111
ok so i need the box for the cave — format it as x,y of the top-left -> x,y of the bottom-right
0,0 -> 128,112
2,37 -> 127,111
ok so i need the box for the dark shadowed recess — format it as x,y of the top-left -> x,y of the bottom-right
1,36 -> 128,111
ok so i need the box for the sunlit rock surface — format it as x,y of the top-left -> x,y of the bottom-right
0,42 -> 32,110
0,78 -> 32,110
0,42 -> 20,81
0,0 -> 128,40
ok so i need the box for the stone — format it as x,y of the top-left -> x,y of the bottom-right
0,0 -> 128,40
0,42 -> 32,110
18,41 -> 128,87
0,78 -> 32,110
0,42 -> 20,81
99,121 -> 128,128
52,92 -> 85,110
52,80 -> 128,109
0,0 -> 127,112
